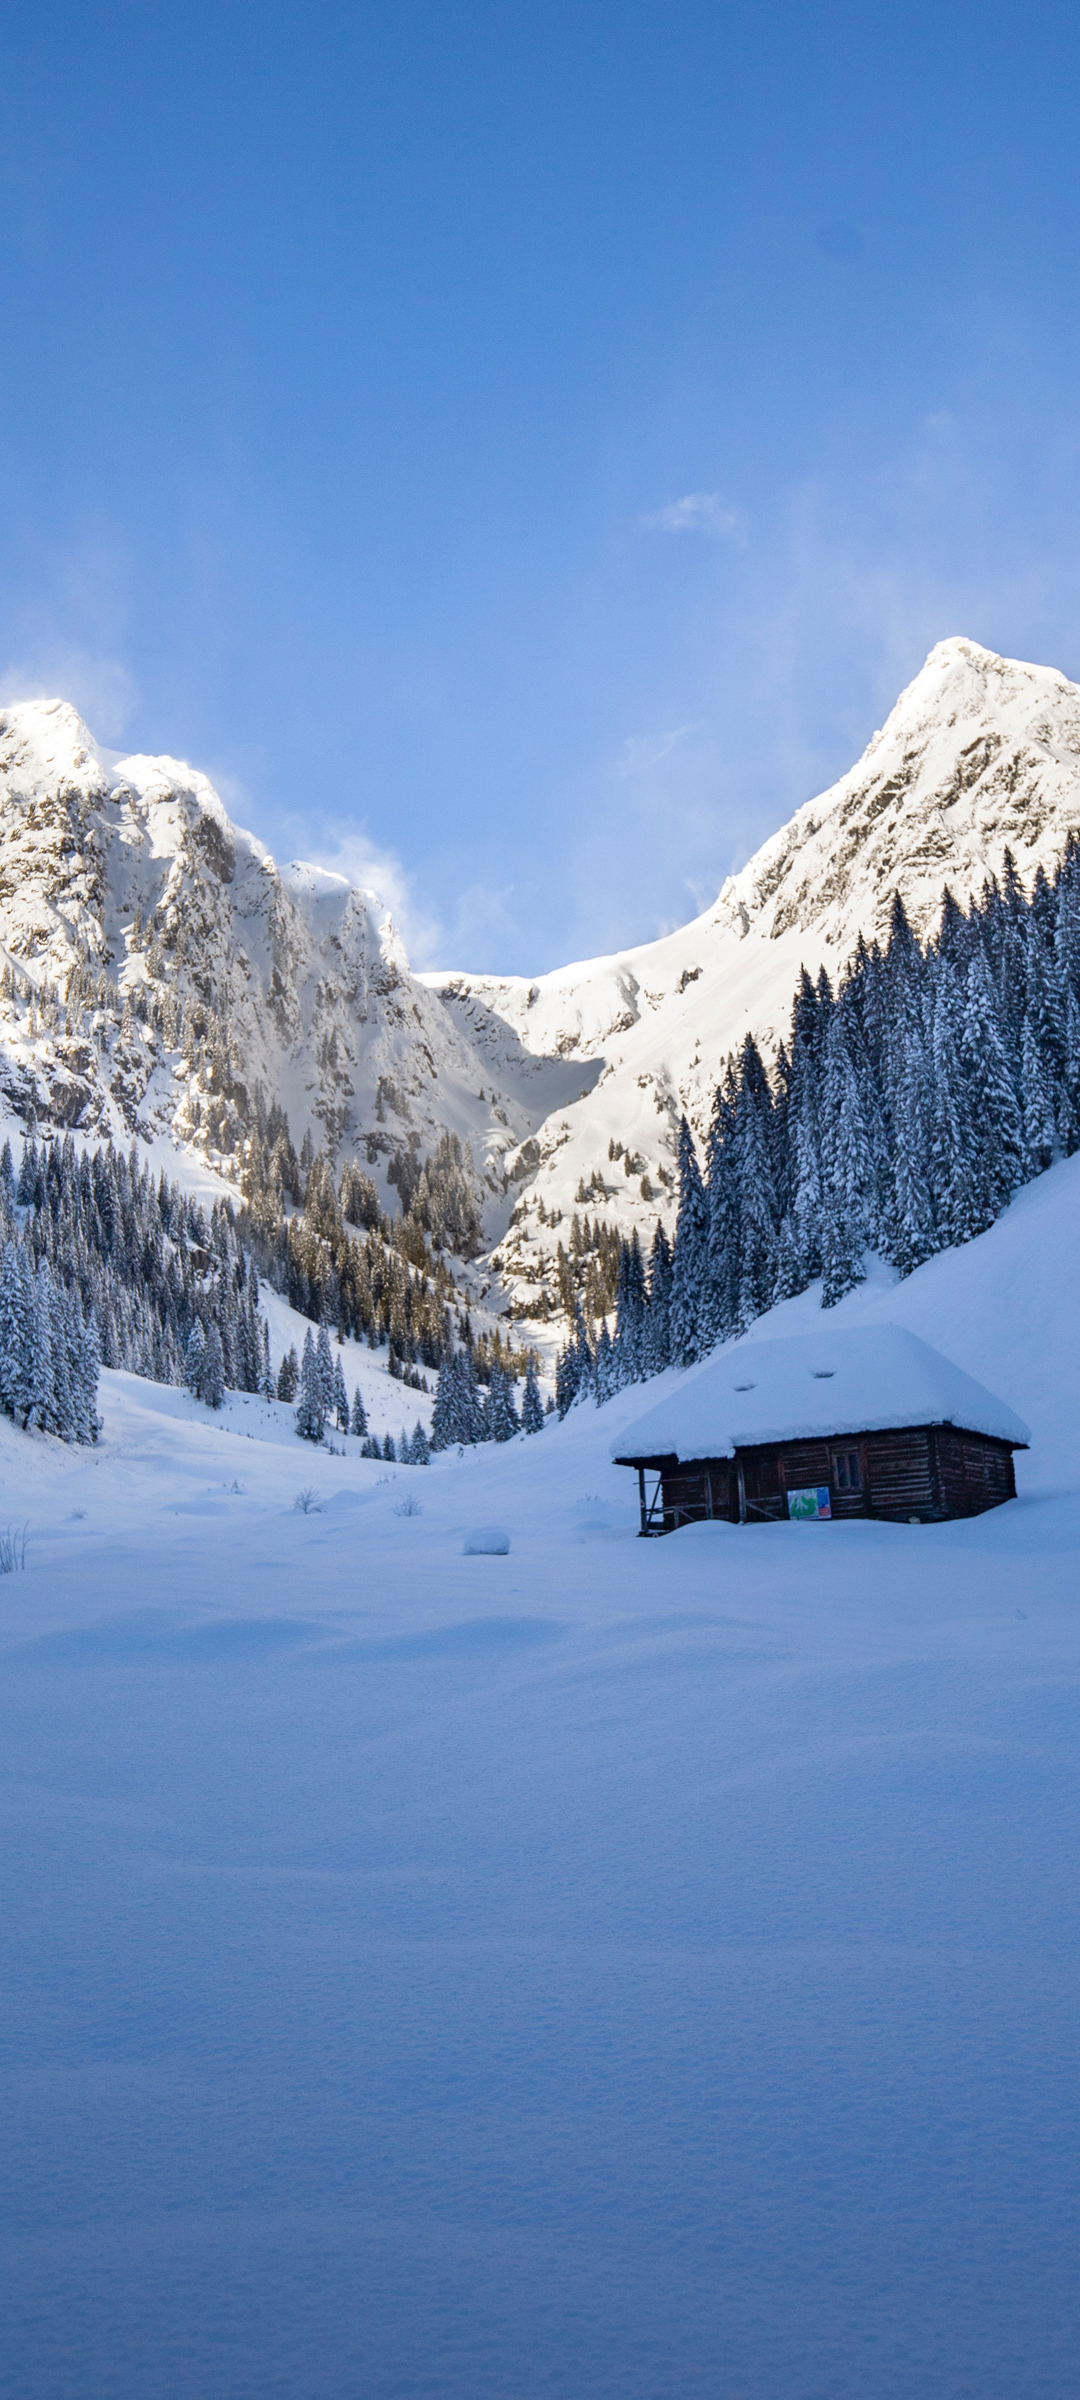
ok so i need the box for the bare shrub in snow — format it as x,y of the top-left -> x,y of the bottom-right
393,1493 -> 422,1517
0,1524 -> 28,1572
292,1488 -> 324,1515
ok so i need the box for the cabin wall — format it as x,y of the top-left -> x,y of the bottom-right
862,1430 -> 937,1522
638,1425 -> 1019,1533
932,1429 -> 1017,1517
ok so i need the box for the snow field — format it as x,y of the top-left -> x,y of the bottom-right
1,1153 -> 1080,2395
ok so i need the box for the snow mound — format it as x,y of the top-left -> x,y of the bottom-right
462,1525 -> 511,1554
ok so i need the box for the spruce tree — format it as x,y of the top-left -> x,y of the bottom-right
611,1231 -> 647,1385
295,1327 -> 325,1442
316,1323 -> 336,1423
593,1319 -> 615,1404
201,1325 -> 226,1410
645,1222 -> 673,1373
733,1037 -> 780,1327
771,1213 -> 802,1305
521,1358 -> 544,1434
961,949 -> 1025,1224
27,1260 -> 54,1433
489,1363 -> 523,1430
430,1354 -> 460,1450
669,1118 -> 708,1366
701,1062 -> 740,1348
819,1019 -> 872,1305
184,1318 -> 206,1396
892,1025 -> 937,1276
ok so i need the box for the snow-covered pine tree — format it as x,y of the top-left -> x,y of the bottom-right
429,1353 -> 459,1450
487,1363 -> 520,1441
295,1327 -> 326,1442
27,1259 -> 55,1433
350,1386 -> 368,1437
593,1319 -> 615,1403
0,1243 -> 28,1425
457,1346 -> 487,1443
770,1214 -> 802,1305
644,1221 -> 673,1373
669,1117 -> 708,1367
929,971 -> 979,1247
521,1358 -> 544,1434
960,948 -> 1025,1228
201,1325 -> 226,1409
819,1016 -> 872,1306
316,1324 -> 336,1425
700,1060 -> 740,1349
76,1304 -> 102,1443
1022,1005 -> 1056,1177
555,1306 -> 594,1416
49,1276 -> 77,1440
732,1037 -> 780,1329
611,1230 -> 647,1386
891,1023 -> 938,1277
184,1318 -> 206,1397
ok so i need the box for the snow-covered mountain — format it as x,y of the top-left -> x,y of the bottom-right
423,637 -> 1080,1308
0,699 -> 591,1213
3,636 -> 1080,1319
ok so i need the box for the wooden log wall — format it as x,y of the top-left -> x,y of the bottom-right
931,1429 -> 1017,1517
651,1426 -> 1018,1531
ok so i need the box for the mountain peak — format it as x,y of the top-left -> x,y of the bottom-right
3,640 -> 1080,1330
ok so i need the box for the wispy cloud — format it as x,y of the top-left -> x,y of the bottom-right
641,491 -> 748,542
306,833 -> 524,974
0,516 -> 139,745
616,724 -> 698,779
0,649 -> 138,744
301,820 -> 446,964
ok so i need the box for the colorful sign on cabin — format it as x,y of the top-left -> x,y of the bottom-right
787,1486 -> 832,1521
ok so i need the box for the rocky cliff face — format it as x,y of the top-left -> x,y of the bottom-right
0,699 -> 591,1222
3,638 -> 1080,1322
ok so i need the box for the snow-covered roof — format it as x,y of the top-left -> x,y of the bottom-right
611,1325 -> 1030,1462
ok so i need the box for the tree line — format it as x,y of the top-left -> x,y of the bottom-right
557,845 -> 1080,1409
0,1133 -> 271,1435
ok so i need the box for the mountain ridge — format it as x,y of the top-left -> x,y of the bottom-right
2,635 -> 1079,1324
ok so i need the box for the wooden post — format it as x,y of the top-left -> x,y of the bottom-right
736,1457 -> 747,1524
637,1466 -> 647,1537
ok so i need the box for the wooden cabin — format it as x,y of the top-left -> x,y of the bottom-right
612,1325 -> 1029,1533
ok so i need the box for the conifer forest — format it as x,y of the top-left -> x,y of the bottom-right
554,847 -> 1080,1409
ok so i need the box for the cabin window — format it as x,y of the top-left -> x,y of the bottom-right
831,1447 -> 863,1492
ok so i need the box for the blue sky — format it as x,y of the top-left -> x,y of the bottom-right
2,2 -> 1080,972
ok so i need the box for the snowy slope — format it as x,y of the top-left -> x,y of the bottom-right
2,1136 -> 1080,2395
